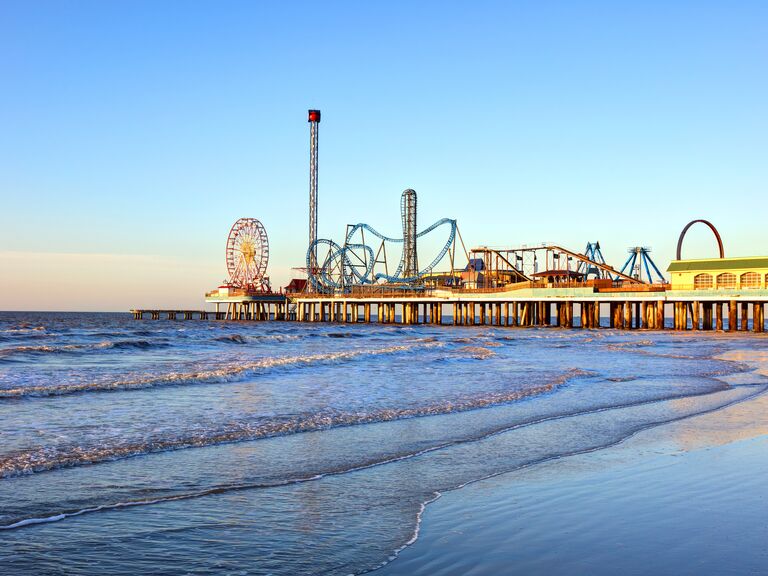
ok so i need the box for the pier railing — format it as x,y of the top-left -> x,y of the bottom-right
206,288 -> 286,298
291,279 -> 665,298
295,288 -> 437,299
663,284 -> 768,292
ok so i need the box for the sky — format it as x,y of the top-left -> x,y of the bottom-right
1,1 -> 766,311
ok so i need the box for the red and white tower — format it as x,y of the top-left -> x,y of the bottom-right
308,109 -> 321,271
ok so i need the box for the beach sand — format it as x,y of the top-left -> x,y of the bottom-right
377,350 -> 768,575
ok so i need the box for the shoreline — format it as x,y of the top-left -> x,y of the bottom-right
376,350 -> 768,575
4,315 -> 768,575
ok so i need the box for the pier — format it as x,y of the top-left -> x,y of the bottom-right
130,114 -> 768,336
133,285 -> 767,333
131,310 -> 216,320
287,289 -> 766,332
133,292 -> 290,321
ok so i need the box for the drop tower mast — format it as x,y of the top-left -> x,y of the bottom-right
308,109 -> 321,272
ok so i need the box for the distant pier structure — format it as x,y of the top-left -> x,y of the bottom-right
131,213 -> 767,332
129,108 -> 767,333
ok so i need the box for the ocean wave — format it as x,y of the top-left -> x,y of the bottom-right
0,326 -> 47,334
213,334 -> 248,344
603,339 -> 714,360
0,341 -> 441,399
0,449 -> 438,531
604,340 -> 706,360
0,367 -> 588,479
304,331 -> 367,339
605,339 -> 656,351
326,332 -> 366,339
106,339 -> 167,350
0,344 -> 71,356
0,339 -> 167,359
0,332 -> 52,343
641,352 -> 701,360
212,333 -> 302,344
2,379 -> 759,533
456,346 -> 496,359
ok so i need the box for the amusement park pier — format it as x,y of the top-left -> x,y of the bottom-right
132,111 -> 768,333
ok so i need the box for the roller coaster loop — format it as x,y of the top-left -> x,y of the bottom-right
307,218 -> 457,291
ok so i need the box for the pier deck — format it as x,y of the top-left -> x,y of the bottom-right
133,288 -> 767,332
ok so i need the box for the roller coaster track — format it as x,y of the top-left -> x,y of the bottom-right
472,244 -> 642,284
345,219 -> 457,282
307,219 -> 458,291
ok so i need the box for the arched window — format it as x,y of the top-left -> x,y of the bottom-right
716,272 -> 736,289
740,272 -> 760,289
694,273 -> 713,289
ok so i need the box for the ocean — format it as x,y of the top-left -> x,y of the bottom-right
1,311 -> 766,575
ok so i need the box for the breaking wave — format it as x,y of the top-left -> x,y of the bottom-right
456,346 -> 496,359
0,339 -> 167,359
213,334 -> 248,344
2,380 -> 761,532
212,333 -> 302,344
0,326 -> 47,333
0,341 -> 441,399
0,367 -> 587,478
326,332 -> 366,339
605,339 -> 656,351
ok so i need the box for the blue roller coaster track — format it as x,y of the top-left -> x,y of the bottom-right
307,218 -> 457,292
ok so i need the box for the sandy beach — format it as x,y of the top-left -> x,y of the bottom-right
378,350 -> 768,575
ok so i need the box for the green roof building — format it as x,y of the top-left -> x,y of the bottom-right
667,257 -> 768,291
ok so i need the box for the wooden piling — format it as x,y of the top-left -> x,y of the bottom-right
728,300 -> 737,332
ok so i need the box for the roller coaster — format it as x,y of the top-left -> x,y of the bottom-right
466,243 -> 647,288
307,189 -> 466,292
299,111 -> 668,294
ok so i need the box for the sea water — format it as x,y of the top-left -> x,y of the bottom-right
0,312 -> 766,574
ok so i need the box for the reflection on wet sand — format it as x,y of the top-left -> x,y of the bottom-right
668,349 -> 768,451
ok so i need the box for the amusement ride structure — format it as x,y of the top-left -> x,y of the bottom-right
153,110 -> 768,333
299,109 -> 669,292
302,110 -> 465,293
465,243 -> 642,287
619,247 -> 666,284
307,188 -> 464,292
224,217 -> 271,292
577,242 -> 611,279
308,109 -> 320,271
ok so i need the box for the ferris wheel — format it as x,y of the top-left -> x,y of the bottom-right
225,218 -> 270,292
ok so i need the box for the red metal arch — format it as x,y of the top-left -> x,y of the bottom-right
676,219 -> 724,260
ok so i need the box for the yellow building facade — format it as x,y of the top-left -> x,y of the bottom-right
667,256 -> 768,291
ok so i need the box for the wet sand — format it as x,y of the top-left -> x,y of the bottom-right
378,350 -> 768,575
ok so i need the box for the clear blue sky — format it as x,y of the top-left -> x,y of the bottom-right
1,1 -> 766,310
